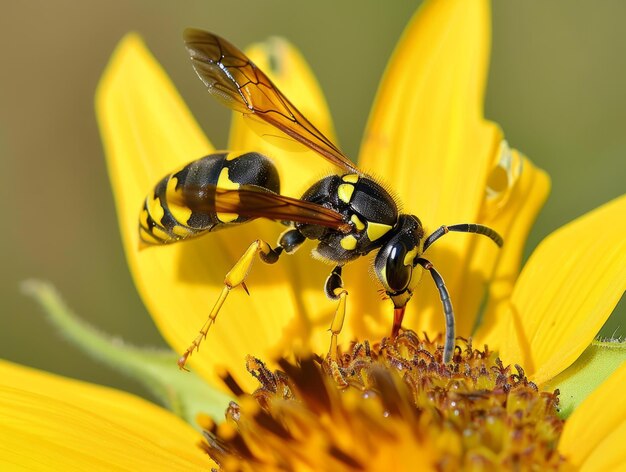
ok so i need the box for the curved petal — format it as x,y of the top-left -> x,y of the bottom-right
496,194 -> 626,385
96,34 -> 279,391
227,38 -> 345,355
474,146 -> 550,342
0,360 -> 212,470
558,361 -> 626,471
355,0 -> 514,340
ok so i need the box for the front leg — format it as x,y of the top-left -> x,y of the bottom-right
414,257 -> 455,363
324,266 -> 348,360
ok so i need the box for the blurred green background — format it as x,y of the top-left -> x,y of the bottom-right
1,1 -> 624,402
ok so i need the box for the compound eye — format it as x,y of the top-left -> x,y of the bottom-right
384,242 -> 413,293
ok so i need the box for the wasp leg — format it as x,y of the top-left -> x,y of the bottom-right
324,266 -> 347,360
177,239 -> 283,370
414,257 -> 455,363
422,223 -> 503,252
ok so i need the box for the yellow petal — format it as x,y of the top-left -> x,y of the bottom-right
474,146 -> 550,343
559,361 -> 626,470
355,0 -> 509,340
97,34 -> 331,391
497,194 -> 626,384
0,360 -> 212,470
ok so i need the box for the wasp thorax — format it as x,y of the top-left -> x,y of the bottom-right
374,215 -> 424,297
297,174 -> 401,265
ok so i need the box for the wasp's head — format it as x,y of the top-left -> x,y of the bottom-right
374,215 -> 424,309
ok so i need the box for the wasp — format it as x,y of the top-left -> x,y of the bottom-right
139,29 -> 503,369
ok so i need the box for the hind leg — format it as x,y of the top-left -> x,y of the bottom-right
178,239 -> 283,370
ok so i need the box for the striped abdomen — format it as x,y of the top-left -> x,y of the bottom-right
140,151 -> 280,245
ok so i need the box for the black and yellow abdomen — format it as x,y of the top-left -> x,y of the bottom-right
139,151 -> 280,245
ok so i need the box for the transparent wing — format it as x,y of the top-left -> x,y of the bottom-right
184,28 -> 359,173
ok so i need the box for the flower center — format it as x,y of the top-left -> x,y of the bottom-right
200,332 -> 569,471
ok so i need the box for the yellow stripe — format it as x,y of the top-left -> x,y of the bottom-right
216,167 -> 240,223
168,204 -> 193,227
217,167 -> 240,190
377,266 -> 389,290
225,151 -> 244,161
216,212 -> 238,223
366,221 -> 393,242
148,195 -> 165,222
350,214 -> 365,231
337,184 -> 354,204
340,235 -> 357,250
151,225 -> 171,242
139,208 -> 150,229
342,174 -> 359,183
165,177 -> 193,225
165,175 -> 180,197
139,227 -> 160,245
403,247 -> 419,266
171,225 -> 194,237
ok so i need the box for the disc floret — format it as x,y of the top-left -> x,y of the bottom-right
200,332 -> 568,471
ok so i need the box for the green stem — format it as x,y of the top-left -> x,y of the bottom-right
21,279 -> 231,426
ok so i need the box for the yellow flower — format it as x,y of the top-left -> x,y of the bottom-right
3,0 -> 625,470
98,0 -> 549,393
0,360 -> 214,470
